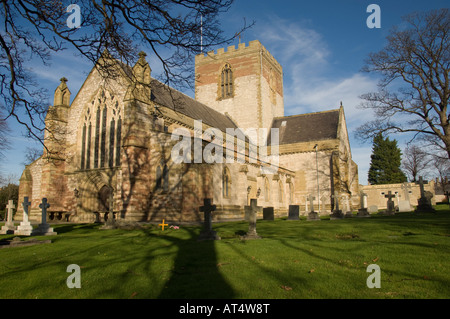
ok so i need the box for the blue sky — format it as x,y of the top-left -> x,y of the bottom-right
1,0 -> 448,185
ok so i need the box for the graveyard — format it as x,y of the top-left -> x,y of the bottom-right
1,203 -> 449,299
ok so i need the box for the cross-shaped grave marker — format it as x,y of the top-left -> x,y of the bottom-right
415,176 -> 435,213
383,191 -> 396,215
307,194 -> 320,221
198,198 -> 220,241
15,197 -> 33,235
32,198 -> 57,236
0,200 -> 16,234
241,199 -> 262,239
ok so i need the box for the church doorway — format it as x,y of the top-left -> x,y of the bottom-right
97,185 -> 114,222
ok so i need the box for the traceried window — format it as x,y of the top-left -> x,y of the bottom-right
220,63 -> 233,99
80,88 -> 122,170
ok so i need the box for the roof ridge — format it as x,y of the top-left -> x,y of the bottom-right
273,108 -> 340,120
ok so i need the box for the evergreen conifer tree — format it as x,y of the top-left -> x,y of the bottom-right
368,133 -> 407,184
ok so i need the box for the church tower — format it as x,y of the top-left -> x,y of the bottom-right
195,40 -> 284,135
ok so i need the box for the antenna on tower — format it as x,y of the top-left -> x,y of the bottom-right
200,14 -> 203,53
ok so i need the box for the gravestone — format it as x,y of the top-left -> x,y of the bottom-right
241,199 -> 262,239
415,176 -> 436,213
330,193 -> 344,220
15,197 -> 33,236
368,205 -> 378,213
0,200 -> 17,234
380,191 -> 395,216
263,207 -> 274,221
357,191 -> 370,217
306,194 -> 320,221
32,198 -> 57,236
399,183 -> 413,212
287,205 -> 300,220
198,198 -> 221,241
343,195 -> 353,218
0,237 -> 51,249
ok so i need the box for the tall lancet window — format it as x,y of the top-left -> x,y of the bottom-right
109,118 -> 115,168
80,89 -> 122,170
100,106 -> 107,168
220,63 -> 233,99
94,107 -> 101,168
115,116 -> 122,167
81,123 -> 86,169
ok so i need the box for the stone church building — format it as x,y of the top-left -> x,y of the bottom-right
17,40 -> 359,223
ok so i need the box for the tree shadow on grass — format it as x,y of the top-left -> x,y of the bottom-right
141,227 -> 235,299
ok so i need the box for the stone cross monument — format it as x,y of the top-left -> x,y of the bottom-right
32,198 -> 57,236
241,199 -> 262,239
15,197 -> 33,235
0,200 -> 17,234
306,194 -> 320,221
198,198 -> 221,241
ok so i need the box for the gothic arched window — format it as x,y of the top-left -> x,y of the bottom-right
80,89 -> 122,170
220,63 -> 233,99
222,167 -> 231,198
94,107 -> 101,168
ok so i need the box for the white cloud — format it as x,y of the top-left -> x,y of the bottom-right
256,15 -> 379,185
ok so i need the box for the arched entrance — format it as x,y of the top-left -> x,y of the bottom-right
96,185 -> 114,222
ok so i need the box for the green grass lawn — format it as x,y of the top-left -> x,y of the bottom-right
1,207 -> 449,299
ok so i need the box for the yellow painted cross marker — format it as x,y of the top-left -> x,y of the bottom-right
159,219 -> 168,231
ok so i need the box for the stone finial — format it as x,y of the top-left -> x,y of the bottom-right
53,76 -> 71,106
125,50 -> 152,103
138,51 -> 147,60
133,51 -> 151,83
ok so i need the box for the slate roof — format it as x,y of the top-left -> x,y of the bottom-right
150,79 -> 239,132
267,109 -> 340,145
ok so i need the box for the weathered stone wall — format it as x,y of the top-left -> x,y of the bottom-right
195,40 -> 284,132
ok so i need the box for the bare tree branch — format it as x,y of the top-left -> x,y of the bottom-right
356,8 -> 450,159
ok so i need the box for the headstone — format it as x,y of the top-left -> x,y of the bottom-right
306,194 -> 320,221
0,237 -> 51,249
32,198 -> 57,236
380,191 -> 395,216
344,194 -> 353,218
241,199 -> 262,239
398,200 -> 412,212
198,198 -> 220,241
15,197 -> 33,236
0,200 -> 17,234
263,207 -> 274,220
368,205 -> 378,213
287,205 -> 300,220
357,191 -> 370,217
415,176 -> 436,213
330,193 -> 344,220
